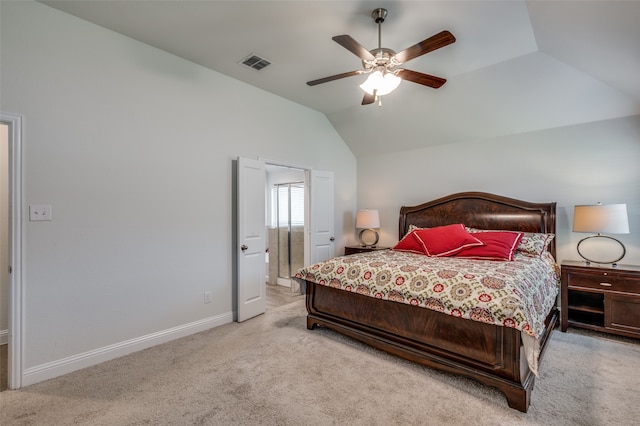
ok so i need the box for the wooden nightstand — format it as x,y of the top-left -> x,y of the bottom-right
344,246 -> 389,255
561,260 -> 640,339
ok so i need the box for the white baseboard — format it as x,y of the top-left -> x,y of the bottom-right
0,329 -> 7,345
22,312 -> 233,387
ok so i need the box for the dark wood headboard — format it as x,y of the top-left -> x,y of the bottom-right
399,192 -> 557,258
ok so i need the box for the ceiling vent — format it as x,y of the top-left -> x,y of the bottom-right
240,54 -> 271,71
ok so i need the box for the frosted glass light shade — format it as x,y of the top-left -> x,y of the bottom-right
360,71 -> 401,96
356,209 -> 380,229
573,204 -> 629,234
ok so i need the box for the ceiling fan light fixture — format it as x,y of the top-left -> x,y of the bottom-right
360,70 -> 401,96
307,8 -> 455,105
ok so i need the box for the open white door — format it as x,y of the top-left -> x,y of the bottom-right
237,157 -> 266,322
309,170 -> 335,264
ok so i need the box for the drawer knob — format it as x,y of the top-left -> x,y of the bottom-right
599,282 -> 613,287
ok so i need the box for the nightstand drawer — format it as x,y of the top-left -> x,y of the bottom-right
567,272 -> 640,294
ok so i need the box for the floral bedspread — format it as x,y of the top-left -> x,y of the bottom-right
296,249 -> 560,373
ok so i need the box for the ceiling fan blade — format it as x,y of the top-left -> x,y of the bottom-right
307,70 -> 364,86
393,30 -> 456,64
332,35 -> 376,61
362,90 -> 376,105
397,69 -> 446,88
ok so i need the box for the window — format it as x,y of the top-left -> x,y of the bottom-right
271,183 -> 304,228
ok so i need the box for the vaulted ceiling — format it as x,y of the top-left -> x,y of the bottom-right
40,1 -> 640,158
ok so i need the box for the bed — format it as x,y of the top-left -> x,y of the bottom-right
294,192 -> 559,412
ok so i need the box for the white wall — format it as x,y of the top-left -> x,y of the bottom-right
0,1 -> 356,383
358,116 -> 640,265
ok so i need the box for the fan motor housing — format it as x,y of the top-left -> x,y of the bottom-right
363,48 -> 397,70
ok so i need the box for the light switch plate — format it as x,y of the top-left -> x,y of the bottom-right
29,204 -> 53,221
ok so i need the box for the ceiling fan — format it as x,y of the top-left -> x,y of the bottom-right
307,8 -> 456,106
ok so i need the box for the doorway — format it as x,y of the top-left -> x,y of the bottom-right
1,122 -> 8,391
265,165 -> 305,294
1,112 -> 23,390
236,157 -> 333,322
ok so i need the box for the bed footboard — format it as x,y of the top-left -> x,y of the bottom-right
304,280 -> 558,413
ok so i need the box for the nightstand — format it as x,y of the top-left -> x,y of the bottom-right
561,260 -> 640,339
344,246 -> 389,255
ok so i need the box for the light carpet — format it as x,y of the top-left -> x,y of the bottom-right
1,299 -> 638,425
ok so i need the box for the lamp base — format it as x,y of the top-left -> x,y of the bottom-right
577,234 -> 626,267
358,228 -> 379,248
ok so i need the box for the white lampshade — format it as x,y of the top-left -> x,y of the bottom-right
360,71 -> 401,96
356,209 -> 380,229
573,204 -> 630,234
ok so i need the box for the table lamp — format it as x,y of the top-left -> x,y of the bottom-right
573,203 -> 629,267
356,209 -> 380,247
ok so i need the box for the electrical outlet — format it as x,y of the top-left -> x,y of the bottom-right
29,204 -> 53,221
204,291 -> 212,304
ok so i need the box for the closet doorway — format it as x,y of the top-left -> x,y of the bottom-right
265,165 -> 305,293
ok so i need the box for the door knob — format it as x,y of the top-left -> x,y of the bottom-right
241,244 -> 248,252
329,237 -> 335,241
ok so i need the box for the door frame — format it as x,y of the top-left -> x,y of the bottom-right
1,112 -> 24,389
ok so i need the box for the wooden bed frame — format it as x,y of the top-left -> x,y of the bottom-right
300,192 -> 559,412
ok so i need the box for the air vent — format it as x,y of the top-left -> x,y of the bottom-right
240,54 -> 271,71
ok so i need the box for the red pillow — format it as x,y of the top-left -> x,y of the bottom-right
392,230 -> 424,254
455,231 -> 524,261
413,224 -> 483,257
